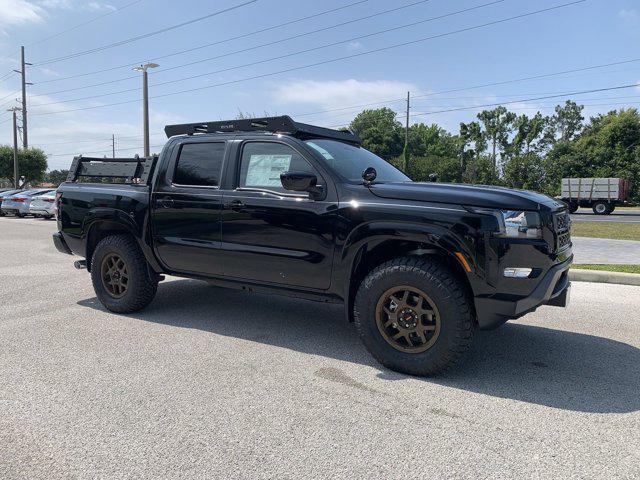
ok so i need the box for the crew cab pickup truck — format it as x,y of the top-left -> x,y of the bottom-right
53,116 -> 572,376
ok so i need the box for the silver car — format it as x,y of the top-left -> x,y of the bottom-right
0,189 -> 25,217
1,189 -> 54,217
29,191 -> 57,219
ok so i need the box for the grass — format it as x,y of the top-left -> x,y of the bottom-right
572,264 -> 640,274
570,221 -> 640,241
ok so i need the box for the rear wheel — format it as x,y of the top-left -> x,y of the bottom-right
354,257 -> 474,376
592,201 -> 611,215
90,234 -> 158,313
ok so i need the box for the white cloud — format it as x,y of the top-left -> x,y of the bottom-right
346,41 -> 363,51
273,79 -> 421,111
0,0 -> 44,31
619,8 -> 639,25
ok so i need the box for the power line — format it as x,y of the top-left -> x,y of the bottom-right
408,83 -> 640,117
32,0 -> 370,85
33,0 -> 435,97
31,0 -> 586,115
32,0 -> 259,66
46,144 -> 165,157
26,0 -> 145,49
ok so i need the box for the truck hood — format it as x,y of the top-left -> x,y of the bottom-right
369,182 -> 563,211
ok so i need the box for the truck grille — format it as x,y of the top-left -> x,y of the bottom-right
554,211 -> 572,252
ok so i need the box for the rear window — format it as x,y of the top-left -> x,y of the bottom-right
174,142 -> 225,186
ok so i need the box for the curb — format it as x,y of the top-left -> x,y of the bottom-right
569,269 -> 640,286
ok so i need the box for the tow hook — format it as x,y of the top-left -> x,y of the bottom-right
73,260 -> 87,270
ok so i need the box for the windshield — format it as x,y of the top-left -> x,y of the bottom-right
305,139 -> 410,183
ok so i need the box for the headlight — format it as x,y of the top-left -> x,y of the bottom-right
474,208 -> 542,239
499,210 -> 542,239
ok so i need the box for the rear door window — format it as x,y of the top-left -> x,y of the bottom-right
174,142 -> 225,187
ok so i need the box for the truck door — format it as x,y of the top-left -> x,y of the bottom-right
150,140 -> 227,276
217,140 -> 336,290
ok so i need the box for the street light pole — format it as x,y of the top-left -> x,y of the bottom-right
7,107 -> 22,188
132,63 -> 159,157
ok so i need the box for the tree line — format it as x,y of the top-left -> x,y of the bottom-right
349,102 -> 640,201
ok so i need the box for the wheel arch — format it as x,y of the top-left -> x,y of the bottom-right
82,210 -> 160,273
341,223 -> 478,323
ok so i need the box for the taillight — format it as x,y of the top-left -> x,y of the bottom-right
55,192 -> 62,216
13,197 -> 26,202
44,198 -> 55,203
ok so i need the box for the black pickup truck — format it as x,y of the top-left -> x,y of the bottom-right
53,116 -> 572,375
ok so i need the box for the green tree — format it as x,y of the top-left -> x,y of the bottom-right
459,121 -> 487,183
46,169 -> 69,185
350,108 -> 404,160
477,106 -> 516,179
0,146 -> 48,186
549,100 -> 584,143
547,108 -> 640,200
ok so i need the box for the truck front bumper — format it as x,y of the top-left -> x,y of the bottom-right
474,255 -> 573,330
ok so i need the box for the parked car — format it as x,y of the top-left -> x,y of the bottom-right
1,189 -> 55,217
0,189 -> 23,216
29,191 -> 58,219
53,116 -> 572,376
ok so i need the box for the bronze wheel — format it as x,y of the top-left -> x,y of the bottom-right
100,253 -> 129,298
375,285 -> 441,354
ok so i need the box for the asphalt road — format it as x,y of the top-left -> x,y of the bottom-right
571,237 -> 640,264
1,217 -> 639,479
571,208 -> 640,223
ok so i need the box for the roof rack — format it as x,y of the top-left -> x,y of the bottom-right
164,115 -> 361,145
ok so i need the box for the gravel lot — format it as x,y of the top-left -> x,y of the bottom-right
1,217 -> 639,479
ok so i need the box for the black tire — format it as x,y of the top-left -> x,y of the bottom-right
16,212 -> 25,218
592,201 -> 611,215
354,257 -> 474,376
90,234 -> 158,313
568,202 -> 579,214
609,205 -> 616,213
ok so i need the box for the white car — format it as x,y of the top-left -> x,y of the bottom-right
29,191 -> 57,219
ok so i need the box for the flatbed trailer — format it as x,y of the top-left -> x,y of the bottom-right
561,177 -> 630,214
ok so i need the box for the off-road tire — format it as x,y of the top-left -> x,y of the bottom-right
354,257 -> 474,376
90,234 -> 158,313
592,201 -> 611,215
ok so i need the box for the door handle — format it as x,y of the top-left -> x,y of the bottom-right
156,197 -> 174,209
226,199 -> 245,211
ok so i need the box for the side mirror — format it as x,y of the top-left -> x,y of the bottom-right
280,171 -> 323,198
362,167 -> 377,185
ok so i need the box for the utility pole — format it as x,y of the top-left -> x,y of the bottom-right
7,107 -> 22,188
112,134 -> 115,158
404,91 -> 410,173
132,63 -> 159,157
13,46 -> 32,148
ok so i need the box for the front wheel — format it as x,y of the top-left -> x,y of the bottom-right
354,257 -> 474,376
90,234 -> 158,313
568,202 -> 579,214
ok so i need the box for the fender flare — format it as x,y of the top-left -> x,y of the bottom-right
82,208 -> 162,272
339,221 -> 480,318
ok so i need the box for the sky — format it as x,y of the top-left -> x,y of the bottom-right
0,0 -> 638,170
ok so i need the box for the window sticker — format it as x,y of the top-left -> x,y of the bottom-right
306,141 -> 335,160
245,154 -> 292,187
